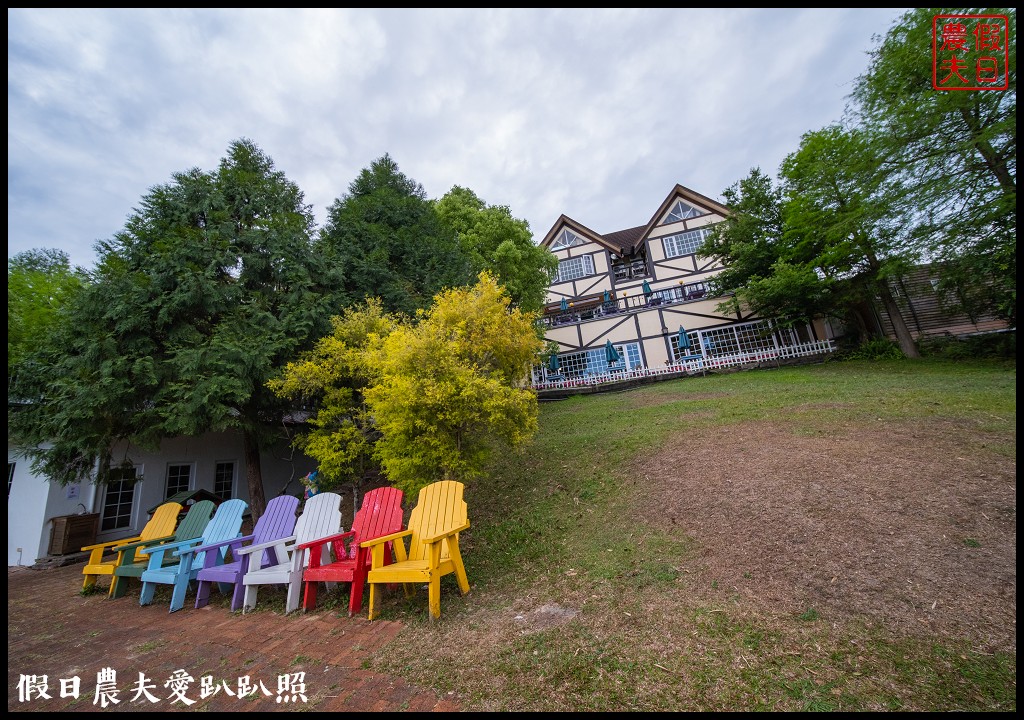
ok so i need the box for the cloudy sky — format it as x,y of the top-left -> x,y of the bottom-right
9,8 -> 908,271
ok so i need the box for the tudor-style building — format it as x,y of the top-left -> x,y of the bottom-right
534,183 -> 833,385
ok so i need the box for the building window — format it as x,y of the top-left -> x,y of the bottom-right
661,199 -> 702,224
688,320 -> 784,361
554,342 -> 642,378
165,464 -> 192,499
555,255 -> 595,283
214,462 -> 235,500
662,228 -> 708,259
551,229 -> 585,250
101,466 -> 138,532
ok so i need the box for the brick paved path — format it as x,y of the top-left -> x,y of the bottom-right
8,564 -> 460,712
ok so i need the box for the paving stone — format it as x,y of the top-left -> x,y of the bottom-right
8,564 -> 460,712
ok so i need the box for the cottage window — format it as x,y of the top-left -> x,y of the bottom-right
214,461 -> 235,500
661,199 -> 703,224
555,255 -> 595,283
165,463 -> 192,499
101,466 -> 139,532
551,229 -> 586,250
662,228 -> 708,259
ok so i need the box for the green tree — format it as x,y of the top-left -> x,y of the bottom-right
9,139 -> 334,519
851,7 -> 1016,324
268,298 -> 403,507
434,186 -> 557,313
365,272 -> 543,496
700,168 -> 836,327
780,125 -> 922,358
8,248 -> 84,377
318,154 -> 474,315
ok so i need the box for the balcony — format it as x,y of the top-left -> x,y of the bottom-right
541,282 -> 711,329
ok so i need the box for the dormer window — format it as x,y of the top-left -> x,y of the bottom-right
661,199 -> 702,225
552,229 -> 585,250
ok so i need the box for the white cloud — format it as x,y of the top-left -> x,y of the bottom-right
7,7 -> 908,270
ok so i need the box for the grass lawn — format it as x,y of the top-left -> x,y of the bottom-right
363,358 -> 1016,711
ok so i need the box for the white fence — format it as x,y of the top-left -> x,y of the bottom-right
531,339 -> 835,391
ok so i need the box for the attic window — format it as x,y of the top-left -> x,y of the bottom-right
551,229 -> 585,250
661,199 -> 702,224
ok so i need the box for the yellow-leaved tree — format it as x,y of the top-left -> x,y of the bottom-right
365,271 -> 543,496
268,298 -> 404,505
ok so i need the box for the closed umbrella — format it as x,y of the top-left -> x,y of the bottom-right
605,340 -> 620,365
603,289 -> 612,303
560,297 -> 569,311
548,354 -> 560,373
677,326 -> 692,355
642,280 -> 653,296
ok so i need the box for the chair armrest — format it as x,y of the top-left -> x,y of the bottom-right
81,535 -> 140,553
422,521 -> 470,544
360,529 -> 412,548
139,536 -> 202,556
113,534 -> 176,553
298,530 -> 354,552
193,534 -> 254,554
236,536 -> 295,557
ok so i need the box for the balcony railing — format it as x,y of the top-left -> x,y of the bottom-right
542,283 -> 711,328
531,339 -> 836,390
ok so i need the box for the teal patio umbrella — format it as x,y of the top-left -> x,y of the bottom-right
605,340 -> 620,365
642,280 -> 653,296
548,354 -> 560,373
560,297 -> 569,311
677,325 -> 692,355
603,289 -> 612,303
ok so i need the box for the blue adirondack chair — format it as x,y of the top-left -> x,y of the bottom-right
138,498 -> 248,612
193,494 -> 300,612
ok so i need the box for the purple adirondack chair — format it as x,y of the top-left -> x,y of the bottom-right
193,494 -> 300,611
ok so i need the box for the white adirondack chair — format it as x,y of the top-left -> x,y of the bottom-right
239,492 -> 342,614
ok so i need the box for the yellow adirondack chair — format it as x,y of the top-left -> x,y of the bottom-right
360,480 -> 470,621
80,501 -> 183,595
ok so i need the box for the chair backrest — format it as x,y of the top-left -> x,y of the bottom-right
250,495 -> 301,565
293,492 -> 343,547
130,501 -> 183,562
172,500 -> 216,545
192,498 -> 248,567
407,481 -> 467,563
348,487 -> 404,558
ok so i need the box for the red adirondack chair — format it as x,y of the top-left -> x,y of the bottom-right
298,486 -> 404,616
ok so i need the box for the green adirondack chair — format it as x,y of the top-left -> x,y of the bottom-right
109,500 -> 215,599
138,498 -> 248,612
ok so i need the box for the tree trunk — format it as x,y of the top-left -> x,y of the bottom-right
877,283 -> 921,359
243,429 -> 267,522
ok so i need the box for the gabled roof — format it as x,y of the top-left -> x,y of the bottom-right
539,183 -> 730,256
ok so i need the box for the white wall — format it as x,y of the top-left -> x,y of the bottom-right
8,430 -> 318,566
6,443 -> 98,566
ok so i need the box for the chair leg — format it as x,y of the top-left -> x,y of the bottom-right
302,581 -> 319,612
110,574 -> 129,599
427,576 -> 441,620
242,585 -> 258,613
194,580 -> 211,609
348,574 -> 366,617
82,573 -> 97,592
285,572 -> 302,614
139,581 -> 156,606
368,583 -> 379,621
229,579 -> 245,612
169,578 -> 189,613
